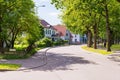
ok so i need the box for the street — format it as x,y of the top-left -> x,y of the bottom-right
0,45 -> 120,80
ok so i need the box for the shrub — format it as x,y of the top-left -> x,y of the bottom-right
64,40 -> 69,44
53,39 -> 68,46
14,44 -> 28,51
36,37 -> 53,47
41,37 -> 53,47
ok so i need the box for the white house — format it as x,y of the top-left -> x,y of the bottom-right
40,19 -> 87,44
71,34 -> 87,44
71,34 -> 81,44
40,19 -> 56,38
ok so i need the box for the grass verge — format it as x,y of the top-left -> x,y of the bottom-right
0,47 -> 41,59
0,63 -> 21,71
111,44 -> 120,51
82,46 -> 112,55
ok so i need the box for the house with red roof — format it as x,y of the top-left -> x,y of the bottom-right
53,24 -> 72,43
40,19 -> 87,44
40,20 -> 72,42
53,25 -> 87,44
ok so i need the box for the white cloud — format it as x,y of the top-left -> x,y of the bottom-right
49,12 -> 60,16
41,0 -> 49,2
34,0 -> 50,4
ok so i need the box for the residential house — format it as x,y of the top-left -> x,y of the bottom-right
40,19 -> 87,44
71,34 -> 81,44
40,19 -> 56,38
53,24 -> 72,43
71,34 -> 87,44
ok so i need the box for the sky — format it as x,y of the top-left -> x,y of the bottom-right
33,0 -> 62,25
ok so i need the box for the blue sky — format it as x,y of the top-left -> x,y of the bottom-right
33,0 -> 62,25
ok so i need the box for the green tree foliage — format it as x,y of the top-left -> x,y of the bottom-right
0,0 -> 44,53
52,0 -> 120,51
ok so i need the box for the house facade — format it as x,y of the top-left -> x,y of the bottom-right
71,34 -> 81,44
53,25 -> 72,43
40,19 -> 56,38
71,34 -> 87,44
40,19 -> 87,44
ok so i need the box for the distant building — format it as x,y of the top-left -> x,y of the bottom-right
40,19 -> 56,38
71,34 -> 87,44
40,19 -> 87,44
53,25 -> 72,43
71,34 -> 81,44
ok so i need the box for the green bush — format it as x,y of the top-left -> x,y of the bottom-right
41,37 -> 53,47
53,39 -> 68,46
36,37 -> 53,47
36,38 -> 69,47
14,44 -> 28,51
64,40 -> 69,44
35,40 -> 44,47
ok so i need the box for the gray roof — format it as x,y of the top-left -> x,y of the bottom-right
40,19 -> 52,28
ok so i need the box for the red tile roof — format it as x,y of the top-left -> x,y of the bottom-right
53,25 -> 67,36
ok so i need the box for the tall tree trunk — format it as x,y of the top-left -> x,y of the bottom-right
87,29 -> 93,47
117,0 -> 120,3
0,16 -> 2,48
93,23 -> 97,49
11,39 -> 15,48
105,4 -> 111,51
0,19 -> 4,53
10,34 -> 17,48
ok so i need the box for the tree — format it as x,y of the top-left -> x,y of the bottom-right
100,0 -> 120,51
52,0 -> 120,51
117,0 -> 120,2
0,0 -> 44,53
52,0 -> 101,48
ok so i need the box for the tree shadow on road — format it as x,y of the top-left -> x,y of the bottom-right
28,51 -> 97,71
0,51 -> 98,72
108,53 -> 120,62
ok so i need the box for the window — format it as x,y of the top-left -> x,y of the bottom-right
48,30 -> 50,34
52,31 -> 55,34
50,30 -> 51,34
66,33 -> 68,36
75,39 -> 77,42
46,29 -> 48,34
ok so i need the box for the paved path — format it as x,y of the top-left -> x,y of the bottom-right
0,45 -> 120,80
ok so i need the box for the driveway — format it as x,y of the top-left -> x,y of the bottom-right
0,45 -> 120,80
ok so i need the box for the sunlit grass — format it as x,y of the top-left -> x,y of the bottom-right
0,63 -> 21,71
82,46 -> 112,55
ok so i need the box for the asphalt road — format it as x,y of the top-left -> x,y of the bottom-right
0,45 -> 120,80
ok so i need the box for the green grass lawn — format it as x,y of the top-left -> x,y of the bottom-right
111,44 -> 120,51
82,46 -> 112,55
0,63 -> 21,71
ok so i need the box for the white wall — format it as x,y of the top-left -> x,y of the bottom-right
59,30 -> 71,41
72,34 -> 80,43
44,28 -> 55,37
